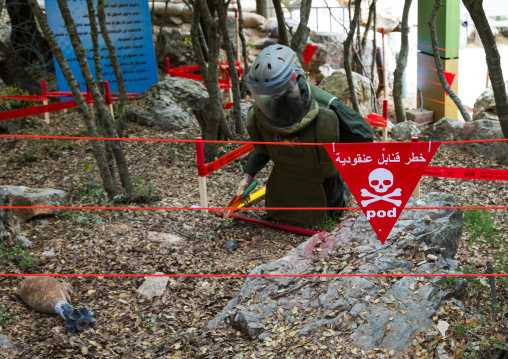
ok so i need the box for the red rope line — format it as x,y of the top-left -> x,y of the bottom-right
1,206 -> 507,211
0,273 -> 506,277
1,134 -> 506,145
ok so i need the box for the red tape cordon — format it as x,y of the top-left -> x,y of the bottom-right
198,143 -> 254,176
1,206 -> 507,211
425,166 -> 508,181
1,134 -> 507,145
0,100 -> 80,122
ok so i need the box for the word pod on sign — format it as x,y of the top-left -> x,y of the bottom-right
323,142 -> 441,244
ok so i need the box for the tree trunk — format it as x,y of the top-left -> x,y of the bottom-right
216,0 -> 244,135
55,0 -> 134,197
463,0 -> 508,137
27,0 -> 117,199
290,0 -> 312,57
237,0 -> 249,99
393,0 -> 412,123
429,0 -> 471,122
191,0 -> 221,161
343,0 -> 361,113
256,0 -> 269,19
97,0 -> 128,137
87,0 -> 117,181
272,0 -> 289,46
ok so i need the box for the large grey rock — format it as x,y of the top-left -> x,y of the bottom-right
473,82 -> 508,121
391,121 -> 422,141
0,334 -> 13,349
420,117 -> 508,166
136,272 -> 169,299
304,32 -> 376,82
0,186 -> 66,222
319,69 -> 372,117
0,189 -> 20,242
155,29 -> 185,69
125,76 -> 208,131
208,193 -> 464,354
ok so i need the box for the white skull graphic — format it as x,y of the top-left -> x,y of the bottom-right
369,168 -> 394,193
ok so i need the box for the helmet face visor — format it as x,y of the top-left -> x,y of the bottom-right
248,81 -> 305,129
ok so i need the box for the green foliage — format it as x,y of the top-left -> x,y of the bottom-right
464,209 -> 502,246
183,37 -> 192,46
0,243 -> 36,270
0,85 -> 31,111
0,304 -> 15,331
320,213 -> 339,232
61,161 -> 123,225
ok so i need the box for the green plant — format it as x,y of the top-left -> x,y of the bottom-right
183,37 -> 192,46
0,304 -> 15,331
464,209 -> 502,246
320,213 -> 338,232
0,243 -> 36,269
0,85 -> 31,111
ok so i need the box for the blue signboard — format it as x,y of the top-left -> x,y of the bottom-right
45,0 -> 158,95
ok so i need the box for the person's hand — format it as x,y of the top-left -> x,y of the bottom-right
237,173 -> 253,204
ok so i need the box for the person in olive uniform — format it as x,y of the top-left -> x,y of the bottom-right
239,44 -> 373,226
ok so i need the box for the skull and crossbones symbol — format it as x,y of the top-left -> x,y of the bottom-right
361,168 -> 402,207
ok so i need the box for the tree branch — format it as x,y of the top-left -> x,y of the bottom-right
429,0 -> 471,122
272,0 -> 289,46
343,0 -> 361,112
393,0 -> 412,123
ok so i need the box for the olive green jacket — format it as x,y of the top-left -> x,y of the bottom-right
243,79 -> 373,226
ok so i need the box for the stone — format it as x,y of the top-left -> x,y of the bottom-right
390,121 -> 422,141
406,109 -> 434,125
304,31 -> 375,82
436,345 -> 449,359
266,19 -> 298,38
473,82 -> 508,121
0,186 -> 66,222
437,320 -> 449,336
425,331 -> 438,341
125,76 -> 208,131
242,13 -> 266,29
147,231 -> 184,246
0,334 -> 13,349
250,37 -> 280,51
15,235 -> 33,249
420,117 -> 508,166
209,193 -> 465,354
136,272 -> 169,299
155,29 -> 185,69
41,248 -> 55,257
319,69 -> 372,117
0,189 -> 20,243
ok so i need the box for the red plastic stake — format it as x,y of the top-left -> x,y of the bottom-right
195,137 -> 208,208
104,81 -> 112,106
41,79 -> 47,98
412,137 -> 421,198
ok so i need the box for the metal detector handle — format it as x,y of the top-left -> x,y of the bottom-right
243,180 -> 258,197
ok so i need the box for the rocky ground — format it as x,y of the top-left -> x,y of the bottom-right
0,104 -> 507,358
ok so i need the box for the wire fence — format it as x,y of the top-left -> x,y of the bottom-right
0,0 -> 53,78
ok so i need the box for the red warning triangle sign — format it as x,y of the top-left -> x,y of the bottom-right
323,142 -> 441,244
443,71 -> 456,96
302,44 -> 318,66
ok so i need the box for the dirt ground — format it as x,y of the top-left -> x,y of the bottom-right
0,103 -> 507,358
